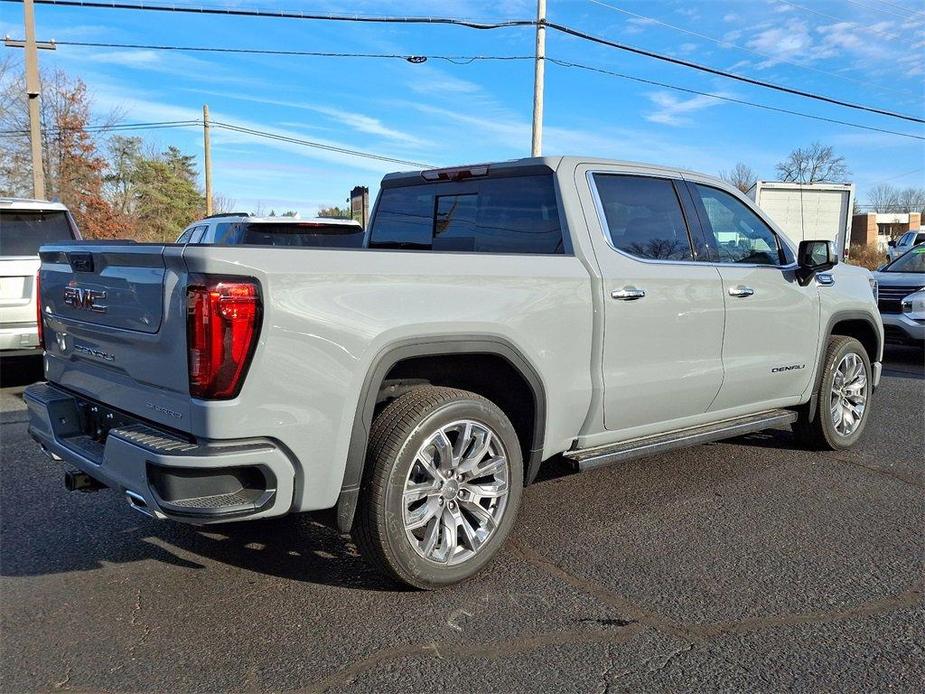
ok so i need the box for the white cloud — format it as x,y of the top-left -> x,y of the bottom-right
179,89 -> 429,147
406,66 -> 483,95
644,92 -> 723,127
623,17 -> 658,35
747,19 -> 815,67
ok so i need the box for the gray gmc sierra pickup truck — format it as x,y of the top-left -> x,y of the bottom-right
25,156 -> 883,588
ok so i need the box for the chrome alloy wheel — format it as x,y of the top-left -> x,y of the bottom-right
402,420 -> 510,565
830,352 -> 868,437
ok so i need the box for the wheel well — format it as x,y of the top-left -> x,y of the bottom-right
380,353 -> 539,473
830,319 -> 879,361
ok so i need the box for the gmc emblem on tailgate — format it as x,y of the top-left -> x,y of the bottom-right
63,286 -> 108,313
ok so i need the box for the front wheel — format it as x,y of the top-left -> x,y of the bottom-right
352,386 -> 523,589
793,335 -> 872,450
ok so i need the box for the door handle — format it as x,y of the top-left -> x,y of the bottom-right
611,287 -> 646,301
728,285 -> 755,298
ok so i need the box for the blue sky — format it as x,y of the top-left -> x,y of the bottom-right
3,0 -> 924,215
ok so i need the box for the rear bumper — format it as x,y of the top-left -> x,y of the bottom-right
0,322 -> 40,353
24,382 -> 297,524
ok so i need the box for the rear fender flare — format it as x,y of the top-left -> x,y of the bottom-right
334,335 -> 546,532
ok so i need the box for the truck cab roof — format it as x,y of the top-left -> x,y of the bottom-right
382,156 -> 744,191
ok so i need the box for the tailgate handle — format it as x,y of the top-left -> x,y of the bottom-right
67,252 -> 94,273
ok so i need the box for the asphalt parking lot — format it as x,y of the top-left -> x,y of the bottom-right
1,348 -> 922,693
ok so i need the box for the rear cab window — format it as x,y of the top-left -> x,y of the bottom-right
368,173 -> 565,254
0,209 -> 77,256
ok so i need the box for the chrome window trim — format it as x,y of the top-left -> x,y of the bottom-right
585,169 -> 798,271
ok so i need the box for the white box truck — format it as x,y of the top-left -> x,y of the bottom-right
747,181 -> 854,258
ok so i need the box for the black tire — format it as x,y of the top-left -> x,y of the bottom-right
793,335 -> 873,451
352,386 -> 523,589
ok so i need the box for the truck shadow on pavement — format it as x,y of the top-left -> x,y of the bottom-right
0,498 -> 403,590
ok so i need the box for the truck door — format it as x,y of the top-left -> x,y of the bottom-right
581,169 -> 726,432
683,179 -> 819,410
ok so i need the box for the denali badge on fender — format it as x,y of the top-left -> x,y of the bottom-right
771,364 -> 806,373
63,286 -> 108,313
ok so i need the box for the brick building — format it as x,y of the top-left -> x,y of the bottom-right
850,212 -> 922,249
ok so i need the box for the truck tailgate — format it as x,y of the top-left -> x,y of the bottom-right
39,243 -> 193,430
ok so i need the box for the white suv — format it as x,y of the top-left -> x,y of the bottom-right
176,214 -> 364,247
0,198 -> 80,356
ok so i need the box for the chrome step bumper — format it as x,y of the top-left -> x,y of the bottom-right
24,382 -> 296,524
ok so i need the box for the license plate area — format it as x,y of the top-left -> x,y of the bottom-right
74,398 -> 137,444
58,395 -> 187,465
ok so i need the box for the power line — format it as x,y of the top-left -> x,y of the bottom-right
4,0 -> 535,29
548,59 -> 925,141
543,22 -> 925,125
1,116 -> 434,166
210,121 -> 432,168
843,0 -> 924,19
45,40 -> 533,64
10,0 -> 924,125
0,119 -> 200,136
772,0 -> 895,38
873,0 -> 925,18
2,117 -> 432,166
5,48 -> 918,142
586,0 -> 915,99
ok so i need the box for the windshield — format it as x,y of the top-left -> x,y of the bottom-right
213,221 -> 365,248
884,246 -> 925,273
0,210 -> 76,256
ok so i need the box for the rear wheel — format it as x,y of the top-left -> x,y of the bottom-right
353,386 -> 523,589
793,335 -> 872,450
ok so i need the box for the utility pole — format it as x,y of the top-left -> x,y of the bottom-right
202,104 -> 213,216
5,0 -> 56,199
531,0 -> 546,157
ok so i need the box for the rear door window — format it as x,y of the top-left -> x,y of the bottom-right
368,174 -> 564,254
591,174 -> 694,261
0,210 -> 76,256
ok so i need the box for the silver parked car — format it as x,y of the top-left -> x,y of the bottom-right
874,245 -> 925,347
886,229 -> 925,262
0,198 -> 80,356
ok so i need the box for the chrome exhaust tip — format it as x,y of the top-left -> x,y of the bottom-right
125,490 -> 154,518
39,444 -> 62,461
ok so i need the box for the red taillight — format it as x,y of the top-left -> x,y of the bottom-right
36,272 -> 45,350
186,275 -> 261,400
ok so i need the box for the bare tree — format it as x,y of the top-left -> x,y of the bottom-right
719,162 -> 757,193
897,187 -> 925,215
775,142 -> 850,184
211,192 -> 237,214
866,184 -> 900,213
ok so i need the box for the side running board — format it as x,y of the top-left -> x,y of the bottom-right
564,409 -> 798,472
